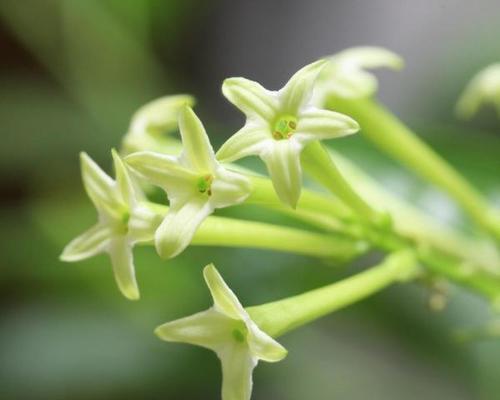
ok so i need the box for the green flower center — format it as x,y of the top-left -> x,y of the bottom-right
272,115 -> 297,140
231,328 -> 247,343
197,174 -> 214,196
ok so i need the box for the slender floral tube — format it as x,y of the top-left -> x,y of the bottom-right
142,202 -> 368,262
247,250 -> 418,337
301,140 -> 380,221
327,95 -> 500,242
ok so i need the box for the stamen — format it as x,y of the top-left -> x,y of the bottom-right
197,174 -> 214,195
272,115 -> 298,140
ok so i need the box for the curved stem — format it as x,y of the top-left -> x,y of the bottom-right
301,140 -> 379,221
247,250 -> 418,337
328,95 -> 500,242
140,202 -> 367,262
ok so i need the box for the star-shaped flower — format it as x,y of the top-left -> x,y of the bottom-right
217,59 -> 359,208
456,63 -> 500,119
60,150 -> 161,300
125,106 -> 251,259
155,264 -> 287,400
312,46 -> 404,103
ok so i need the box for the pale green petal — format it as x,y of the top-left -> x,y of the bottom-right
178,106 -> 217,172
109,236 -> 139,300
155,308 -> 230,350
129,94 -> 195,136
330,70 -> 378,99
246,321 -> 287,362
125,151 -> 198,195
128,204 -> 163,243
331,46 -> 404,70
222,77 -> 278,122
203,264 -> 246,320
155,199 -> 213,259
279,59 -> 327,114
111,149 -> 135,205
80,152 -> 120,212
294,108 -> 359,143
60,223 -> 111,262
210,168 -> 252,209
216,124 -> 271,162
261,140 -> 303,208
456,64 -> 500,119
218,346 -> 256,400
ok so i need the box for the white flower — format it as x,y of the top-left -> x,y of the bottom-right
456,63 -> 500,119
60,150 -> 161,300
155,264 -> 287,400
313,46 -> 404,103
125,106 -> 251,259
217,60 -> 359,208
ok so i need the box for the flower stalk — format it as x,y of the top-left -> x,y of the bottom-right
247,250 -> 419,337
326,95 -> 500,242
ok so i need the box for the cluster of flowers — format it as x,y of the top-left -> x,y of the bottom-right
60,47 -> 500,399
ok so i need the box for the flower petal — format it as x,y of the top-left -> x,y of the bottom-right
60,223 -> 111,262
219,345 -> 257,400
128,204 -> 163,243
178,106 -> 217,172
109,236 -> 140,300
129,94 -> 195,136
246,320 -> 288,362
154,199 -> 213,259
203,264 -> 246,320
80,152 -> 121,213
222,77 -> 278,122
279,59 -> 327,114
210,168 -> 251,209
125,151 -> 198,196
331,46 -> 404,70
155,308 -> 230,350
260,140 -> 303,208
216,123 -> 271,162
295,108 -> 359,143
111,149 -> 136,205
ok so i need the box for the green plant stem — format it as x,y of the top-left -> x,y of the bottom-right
247,250 -> 418,337
301,140 -> 379,221
141,202 -> 367,262
327,95 -> 500,242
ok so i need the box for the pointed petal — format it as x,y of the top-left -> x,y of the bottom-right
279,59 -> 327,114
294,108 -> 359,143
216,123 -> 271,162
332,46 -> 404,70
222,77 -> 278,122
179,106 -> 217,172
155,308 -> 230,350
80,152 -> 120,212
109,236 -> 139,300
203,264 -> 246,320
261,140 -> 303,208
125,151 -> 198,195
111,149 -> 135,205
219,346 -> 257,400
129,94 -> 195,136
210,168 -> 251,209
246,321 -> 288,362
60,224 -> 111,262
155,199 -> 213,259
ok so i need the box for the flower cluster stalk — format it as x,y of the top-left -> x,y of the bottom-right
326,95 -> 500,242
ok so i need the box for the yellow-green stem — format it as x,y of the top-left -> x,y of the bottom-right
328,95 -> 500,242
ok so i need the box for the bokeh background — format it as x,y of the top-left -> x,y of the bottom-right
1,1 -> 500,399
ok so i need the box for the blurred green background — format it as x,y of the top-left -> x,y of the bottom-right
1,1 -> 500,399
